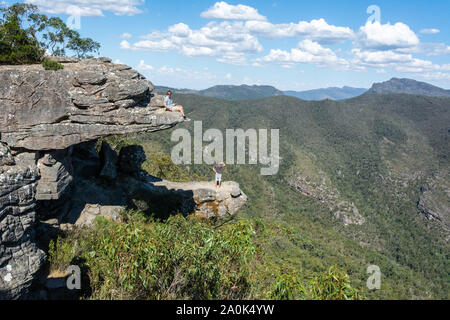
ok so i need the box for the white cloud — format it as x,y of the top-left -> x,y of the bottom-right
419,72 -> 450,81
420,28 -> 440,34
225,73 -> 232,79
257,39 -> 349,69
358,21 -> 419,50
245,18 -> 355,43
351,47 -> 450,81
25,0 -> 145,17
351,49 -> 412,65
115,1 -> 448,83
168,23 -> 191,36
138,60 -> 153,70
133,39 -> 178,51
201,1 -> 266,21
120,40 -> 131,49
136,60 -> 217,89
123,21 -> 263,65
424,43 -> 450,56
120,2 -> 357,65
120,32 -> 132,39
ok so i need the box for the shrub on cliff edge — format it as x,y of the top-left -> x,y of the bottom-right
42,57 -> 63,70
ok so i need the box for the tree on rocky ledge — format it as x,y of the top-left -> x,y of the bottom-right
0,3 -> 100,64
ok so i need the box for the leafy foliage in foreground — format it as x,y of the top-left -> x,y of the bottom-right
268,272 -> 306,300
309,266 -> 362,300
49,213 -> 362,300
51,215 -> 256,299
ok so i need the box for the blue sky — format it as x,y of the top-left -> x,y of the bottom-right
4,0 -> 450,90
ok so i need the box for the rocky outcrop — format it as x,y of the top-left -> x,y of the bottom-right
65,179 -> 247,228
0,57 -> 184,151
417,171 -> 450,233
137,180 -> 247,219
288,173 -> 365,226
61,143 -> 247,225
1,58 -> 248,299
0,58 -> 185,299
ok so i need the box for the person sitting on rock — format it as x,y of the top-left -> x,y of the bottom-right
213,161 -> 226,188
164,90 -> 190,121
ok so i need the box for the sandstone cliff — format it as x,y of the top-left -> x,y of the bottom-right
0,58 -> 247,299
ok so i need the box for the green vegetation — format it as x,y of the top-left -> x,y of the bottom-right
309,266 -> 362,300
0,3 -> 100,65
128,92 -> 449,299
49,212 -> 362,300
142,152 -> 206,182
41,57 -> 63,70
98,135 -> 207,182
0,4 -> 44,64
268,272 -> 306,300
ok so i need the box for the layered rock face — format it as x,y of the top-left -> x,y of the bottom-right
0,58 -> 184,299
0,57 -> 183,151
0,144 -> 45,299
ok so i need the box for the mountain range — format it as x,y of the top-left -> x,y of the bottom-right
156,78 -> 450,101
367,78 -> 450,97
284,86 -> 367,100
140,86 -> 450,299
155,84 -> 284,100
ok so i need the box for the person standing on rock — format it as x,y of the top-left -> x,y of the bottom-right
213,161 -> 226,188
164,90 -> 190,121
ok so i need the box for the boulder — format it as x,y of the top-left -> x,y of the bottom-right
150,180 -> 248,218
74,204 -> 123,227
35,150 -> 73,201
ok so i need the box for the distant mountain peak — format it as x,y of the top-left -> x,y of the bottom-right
367,78 -> 450,97
284,86 -> 367,101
